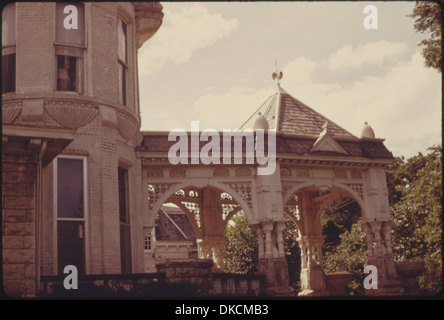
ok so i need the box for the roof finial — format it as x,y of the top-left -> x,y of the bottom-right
272,58 -> 283,88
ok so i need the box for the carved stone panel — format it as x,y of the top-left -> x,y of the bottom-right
170,167 -> 186,177
213,168 -> 229,177
45,100 -> 99,129
235,168 -> 251,177
145,168 -> 163,177
296,168 -> 309,177
334,169 -> 346,179
280,167 -> 291,176
351,170 -> 363,179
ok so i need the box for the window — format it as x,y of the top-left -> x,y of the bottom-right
2,54 -> 15,93
2,3 -> 16,93
119,168 -> 132,273
117,18 -> 127,105
56,55 -> 78,91
55,3 -> 85,93
144,235 -> 152,251
55,157 -> 87,275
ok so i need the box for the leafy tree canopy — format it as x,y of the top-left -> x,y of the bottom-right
409,1 -> 442,72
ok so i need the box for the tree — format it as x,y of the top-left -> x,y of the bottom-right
282,216 -> 301,288
409,1 -> 442,72
223,214 -> 258,274
322,145 -> 442,295
323,221 -> 368,296
388,145 -> 442,294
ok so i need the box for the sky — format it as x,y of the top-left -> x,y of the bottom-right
137,1 -> 442,159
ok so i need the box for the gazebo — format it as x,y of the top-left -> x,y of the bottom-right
138,76 -> 400,296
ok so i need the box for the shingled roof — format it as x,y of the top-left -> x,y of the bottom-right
155,206 -> 197,247
138,85 -> 393,161
240,85 -> 356,139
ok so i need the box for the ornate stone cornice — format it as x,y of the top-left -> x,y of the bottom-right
116,109 -> 139,140
134,2 -> 163,48
45,99 -> 99,129
2,100 -> 22,124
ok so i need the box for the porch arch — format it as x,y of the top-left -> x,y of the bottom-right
282,181 -> 368,221
146,180 -> 255,228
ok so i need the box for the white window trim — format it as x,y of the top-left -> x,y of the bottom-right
144,229 -> 156,252
53,155 -> 90,275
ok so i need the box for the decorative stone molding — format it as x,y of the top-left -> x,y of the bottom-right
296,168 -> 309,177
235,168 -> 251,177
213,168 -> 229,177
145,168 -> 163,177
351,169 -> 363,179
334,169 -> 346,179
2,104 -> 22,124
45,100 -> 99,129
223,182 -> 253,208
169,167 -> 186,177
345,183 -> 364,200
116,112 -> 139,140
280,167 -> 291,176
147,183 -> 175,209
134,2 -> 164,48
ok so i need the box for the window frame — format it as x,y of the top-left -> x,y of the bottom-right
2,3 -> 16,94
117,17 -> 128,106
53,155 -> 90,275
118,167 -> 132,273
144,229 -> 156,251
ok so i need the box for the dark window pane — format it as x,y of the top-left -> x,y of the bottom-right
58,221 -> 85,275
118,63 -> 126,105
118,168 -> 128,223
56,3 -> 85,46
57,158 -> 83,219
57,55 -> 77,91
118,19 -> 127,62
2,3 -> 16,46
120,223 -> 132,273
2,53 -> 15,93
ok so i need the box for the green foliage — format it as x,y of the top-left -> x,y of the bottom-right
322,201 -> 361,245
388,145 -> 442,294
283,216 -> 301,288
323,222 -> 368,295
409,1 -> 442,72
223,214 -> 258,274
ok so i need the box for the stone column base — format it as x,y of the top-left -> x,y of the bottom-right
300,266 -> 326,292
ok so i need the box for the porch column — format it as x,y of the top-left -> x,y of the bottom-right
255,225 -> 265,260
298,236 -> 326,294
212,237 -> 226,271
361,222 -> 374,259
275,221 -> 286,258
263,222 -> 274,259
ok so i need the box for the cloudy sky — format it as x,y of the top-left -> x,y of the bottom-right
137,1 -> 441,158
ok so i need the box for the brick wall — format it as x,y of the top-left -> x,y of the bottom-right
16,2 -> 54,94
2,153 -> 38,297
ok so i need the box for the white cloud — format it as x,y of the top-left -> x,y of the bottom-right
281,46 -> 441,158
327,40 -> 407,71
138,4 -> 239,77
190,86 -> 275,130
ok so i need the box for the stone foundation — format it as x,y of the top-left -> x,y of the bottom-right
2,153 -> 38,298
